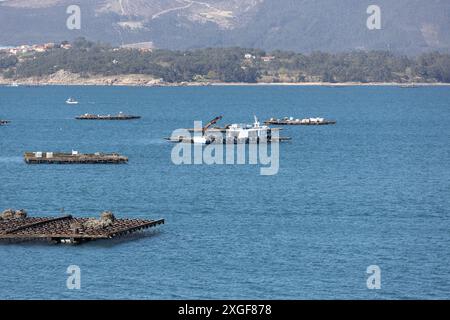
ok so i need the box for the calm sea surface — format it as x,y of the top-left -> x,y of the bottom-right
0,85 -> 449,299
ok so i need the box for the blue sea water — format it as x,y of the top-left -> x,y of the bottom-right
0,85 -> 449,299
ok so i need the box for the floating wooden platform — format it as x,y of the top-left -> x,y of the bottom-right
264,118 -> 336,126
76,113 -> 141,120
166,136 -> 291,144
0,214 -> 164,244
24,152 -> 128,164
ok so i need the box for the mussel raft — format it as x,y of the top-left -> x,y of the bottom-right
166,136 -> 291,144
0,209 -> 164,245
24,151 -> 128,164
264,117 -> 336,125
75,113 -> 141,120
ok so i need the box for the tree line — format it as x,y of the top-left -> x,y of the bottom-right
1,38 -> 450,83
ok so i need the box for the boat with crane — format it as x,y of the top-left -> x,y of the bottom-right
167,115 -> 291,144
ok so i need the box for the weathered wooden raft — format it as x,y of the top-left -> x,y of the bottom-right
24,152 -> 128,164
264,119 -> 336,126
76,113 -> 141,120
0,212 -> 164,244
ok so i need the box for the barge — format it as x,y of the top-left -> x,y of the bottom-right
265,117 -> 336,125
169,116 -> 291,144
76,112 -> 141,120
24,151 -> 128,164
0,209 -> 164,245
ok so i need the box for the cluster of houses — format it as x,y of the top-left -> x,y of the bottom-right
0,41 -> 155,56
244,53 -> 275,63
0,42 -> 72,55
119,42 -> 154,53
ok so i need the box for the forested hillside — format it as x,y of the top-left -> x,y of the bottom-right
2,39 -> 450,83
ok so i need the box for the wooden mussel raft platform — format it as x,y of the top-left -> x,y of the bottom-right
24,151 -> 128,164
166,136 -> 291,144
265,117 -> 336,126
0,209 -> 164,245
76,112 -> 141,120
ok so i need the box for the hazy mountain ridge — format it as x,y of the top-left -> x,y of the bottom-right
0,0 -> 449,54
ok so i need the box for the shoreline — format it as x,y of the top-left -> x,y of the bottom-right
210,82 -> 450,87
1,76 -> 449,88
2,82 -> 449,87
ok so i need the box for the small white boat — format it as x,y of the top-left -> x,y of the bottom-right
66,97 -> 79,105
